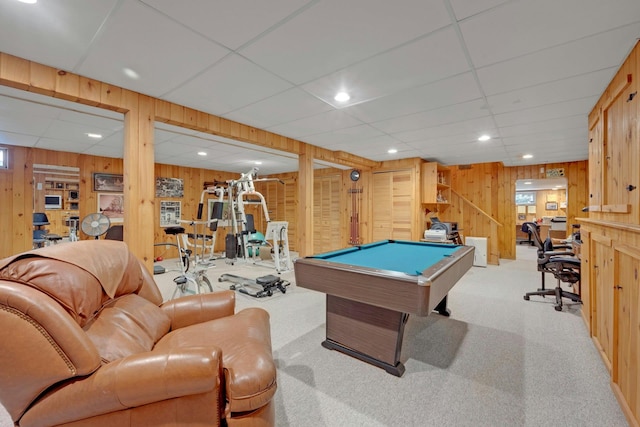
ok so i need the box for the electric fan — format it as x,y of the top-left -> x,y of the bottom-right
81,213 -> 111,239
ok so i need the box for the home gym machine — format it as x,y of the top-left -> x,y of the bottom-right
196,167 -> 292,274
218,273 -> 290,298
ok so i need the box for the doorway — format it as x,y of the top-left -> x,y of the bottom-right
515,178 -> 568,249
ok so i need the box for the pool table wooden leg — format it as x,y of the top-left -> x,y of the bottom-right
323,295 -> 409,376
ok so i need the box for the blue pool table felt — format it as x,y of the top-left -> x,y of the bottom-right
309,240 -> 460,276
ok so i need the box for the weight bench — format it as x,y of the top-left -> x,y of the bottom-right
219,273 -> 289,298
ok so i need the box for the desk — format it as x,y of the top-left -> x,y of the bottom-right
294,240 -> 474,376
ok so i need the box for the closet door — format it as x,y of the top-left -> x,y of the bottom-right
591,235 -> 614,370
613,245 -> 640,421
313,173 -> 342,253
371,170 -> 413,241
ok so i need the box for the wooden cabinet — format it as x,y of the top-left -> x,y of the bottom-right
580,221 -> 640,426
44,180 -> 80,211
41,180 -> 80,237
583,41 -> 640,426
588,43 -> 639,222
421,162 -> 450,208
591,234 -> 614,371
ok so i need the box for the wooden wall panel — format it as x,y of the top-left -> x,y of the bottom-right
0,145 -> 300,260
451,160 -> 588,260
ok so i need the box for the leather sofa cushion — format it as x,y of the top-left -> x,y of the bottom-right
85,294 -> 171,363
154,307 -> 276,413
0,258 -> 106,327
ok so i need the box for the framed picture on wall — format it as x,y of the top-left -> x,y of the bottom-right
97,193 -> 124,223
156,177 -> 184,198
93,173 -> 124,192
160,201 -> 181,227
545,202 -> 558,211
515,191 -> 536,205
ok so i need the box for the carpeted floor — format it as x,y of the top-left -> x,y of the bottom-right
0,245 -> 629,426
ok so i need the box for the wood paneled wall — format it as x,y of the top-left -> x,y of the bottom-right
451,160 -> 589,260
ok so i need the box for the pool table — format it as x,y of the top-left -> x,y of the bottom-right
294,239 -> 474,376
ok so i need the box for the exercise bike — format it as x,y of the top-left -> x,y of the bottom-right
162,219 -> 215,299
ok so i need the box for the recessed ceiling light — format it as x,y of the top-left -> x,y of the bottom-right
197,151 -> 207,156
478,135 -> 491,142
254,161 -> 262,165
86,133 -> 102,139
334,91 -> 350,102
123,67 -> 140,79
18,0 -> 37,4
524,181 -> 532,185
388,148 -> 398,154
522,154 -> 533,159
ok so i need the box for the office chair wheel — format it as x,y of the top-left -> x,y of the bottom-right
554,305 -> 563,312
523,295 -> 530,301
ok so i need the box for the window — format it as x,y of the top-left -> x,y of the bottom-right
0,147 -> 8,169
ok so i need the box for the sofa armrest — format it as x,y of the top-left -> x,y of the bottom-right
20,347 -> 223,427
161,290 -> 236,330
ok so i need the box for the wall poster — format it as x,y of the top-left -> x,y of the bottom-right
160,200 -> 181,227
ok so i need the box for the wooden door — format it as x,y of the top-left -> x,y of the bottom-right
372,170 -> 414,241
614,246 -> 640,421
313,173 -> 342,253
592,235 -> 614,370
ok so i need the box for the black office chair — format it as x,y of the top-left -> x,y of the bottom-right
104,224 -> 124,241
517,221 -> 538,245
32,212 -> 62,248
523,223 -> 581,311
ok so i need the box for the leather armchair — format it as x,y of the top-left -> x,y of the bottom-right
0,240 -> 276,427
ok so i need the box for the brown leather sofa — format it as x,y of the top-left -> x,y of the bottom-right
0,240 -> 276,427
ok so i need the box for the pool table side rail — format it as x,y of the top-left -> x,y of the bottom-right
294,245 -> 475,316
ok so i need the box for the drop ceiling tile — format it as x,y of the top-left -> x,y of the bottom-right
461,0 -> 640,67
476,23 -> 640,95
323,134 -> 401,152
303,125 -> 384,147
267,109 -> 364,139
141,0 -> 310,49
486,68 -> 616,115
394,116 -> 496,143
345,72 -> 482,123
240,0 -> 451,84
155,141 -> 197,157
0,0 -> 118,71
55,115 -> 123,136
499,116 -> 587,138
0,114 -> 54,136
77,0 -> 230,98
223,88 -> 334,129
371,99 -> 490,135
449,0 -> 510,20
164,54 -> 293,116
302,26 -> 469,108
502,128 -> 586,146
494,96 -> 598,128
83,144 -> 123,159
0,95 -> 63,119
0,131 -> 39,148
44,120 -> 113,144
36,138 -> 92,153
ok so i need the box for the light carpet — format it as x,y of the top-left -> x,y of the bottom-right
0,246 -> 628,426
